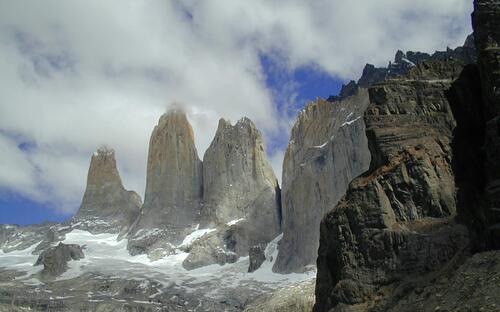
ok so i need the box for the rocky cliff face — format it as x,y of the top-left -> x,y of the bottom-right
314,2 -> 500,309
276,37 -> 478,275
128,110 -> 203,256
473,0 -> 500,249
73,147 -> 142,233
181,117 -> 281,270
274,90 -> 371,273
330,36 -> 477,102
315,60 -> 471,311
201,118 -> 280,246
137,110 -> 203,231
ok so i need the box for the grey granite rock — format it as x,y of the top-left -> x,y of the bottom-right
201,118 -> 281,247
182,229 -> 238,270
274,90 -> 371,273
35,242 -> 85,278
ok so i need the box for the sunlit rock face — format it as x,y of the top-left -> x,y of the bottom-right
181,117 -> 281,270
141,109 -> 203,230
273,90 -> 371,273
73,146 -> 142,233
201,118 -> 281,251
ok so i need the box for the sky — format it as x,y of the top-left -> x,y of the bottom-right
0,0 -> 473,225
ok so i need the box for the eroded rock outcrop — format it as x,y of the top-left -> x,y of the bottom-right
182,229 -> 239,270
274,90 -> 371,273
35,243 -> 84,278
314,58 -> 481,311
73,147 -> 141,233
128,109 -> 203,256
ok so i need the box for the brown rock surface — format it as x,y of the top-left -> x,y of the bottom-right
314,59 -> 473,311
73,147 -> 141,233
129,109 -> 203,252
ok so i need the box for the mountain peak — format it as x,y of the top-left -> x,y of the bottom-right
73,147 -> 141,229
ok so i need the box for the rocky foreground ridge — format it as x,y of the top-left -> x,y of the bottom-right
313,1 -> 500,311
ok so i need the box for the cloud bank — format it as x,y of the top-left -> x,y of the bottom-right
0,0 -> 472,214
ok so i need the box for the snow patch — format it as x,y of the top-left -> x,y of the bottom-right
249,234 -> 316,283
313,141 -> 328,149
341,116 -> 362,127
0,241 -> 43,278
178,228 -> 216,249
226,218 -> 245,226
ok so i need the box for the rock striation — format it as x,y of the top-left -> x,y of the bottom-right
313,6 -> 500,308
274,90 -> 371,273
35,242 -> 85,278
314,58 -> 473,311
73,147 -> 142,233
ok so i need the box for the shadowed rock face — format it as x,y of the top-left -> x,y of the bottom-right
473,0 -> 500,248
201,118 -> 281,247
73,147 -> 142,233
313,59 -> 481,311
35,243 -> 84,278
133,110 -> 203,235
274,90 -> 371,273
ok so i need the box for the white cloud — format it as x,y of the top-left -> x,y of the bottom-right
0,0 -> 472,214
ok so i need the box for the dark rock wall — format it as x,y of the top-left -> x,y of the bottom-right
473,0 -> 500,249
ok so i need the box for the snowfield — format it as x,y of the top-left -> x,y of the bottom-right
0,228 -> 315,299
